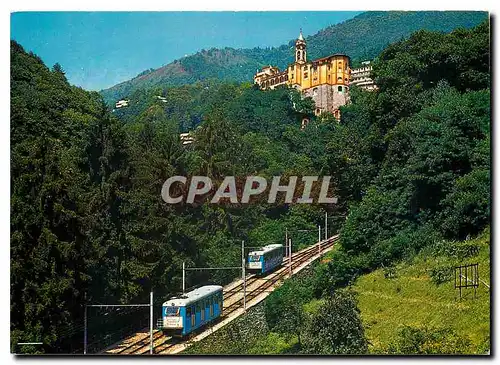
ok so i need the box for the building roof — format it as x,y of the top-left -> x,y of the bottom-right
162,285 -> 223,307
249,244 -> 283,256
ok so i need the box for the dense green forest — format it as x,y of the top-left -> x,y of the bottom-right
11,18 -> 490,354
100,11 -> 488,104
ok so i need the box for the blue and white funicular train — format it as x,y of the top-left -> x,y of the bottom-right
247,244 -> 284,275
161,285 -> 223,337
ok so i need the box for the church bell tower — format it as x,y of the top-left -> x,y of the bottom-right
295,29 -> 307,64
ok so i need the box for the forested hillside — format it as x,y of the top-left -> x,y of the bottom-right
11,17 -> 490,355
100,11 -> 488,104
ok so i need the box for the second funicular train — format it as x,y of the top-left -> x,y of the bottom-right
247,244 -> 284,275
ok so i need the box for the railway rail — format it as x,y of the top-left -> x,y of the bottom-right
103,235 -> 338,355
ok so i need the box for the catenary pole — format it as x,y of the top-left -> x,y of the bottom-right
318,225 -> 321,255
150,291 -> 153,355
288,238 -> 292,277
83,302 -> 87,355
325,212 -> 328,240
285,227 -> 288,257
182,262 -> 185,294
242,240 -> 246,310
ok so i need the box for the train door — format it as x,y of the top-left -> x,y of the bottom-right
189,305 -> 195,328
271,249 -> 278,269
185,306 -> 192,333
200,299 -> 205,322
195,301 -> 201,328
209,296 -> 214,318
217,292 -> 223,314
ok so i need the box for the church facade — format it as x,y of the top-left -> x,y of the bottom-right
253,30 -> 351,119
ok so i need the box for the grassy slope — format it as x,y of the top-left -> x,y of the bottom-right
246,230 -> 491,354
353,228 -> 490,354
183,236 -> 490,354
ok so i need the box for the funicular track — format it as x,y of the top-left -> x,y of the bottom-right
103,235 -> 338,355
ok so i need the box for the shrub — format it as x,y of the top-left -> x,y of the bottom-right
429,265 -> 454,285
433,240 -> 480,260
383,265 -> 397,279
326,250 -> 372,289
264,273 -> 314,346
302,290 -> 368,354
439,168 -> 490,240
386,325 -> 473,354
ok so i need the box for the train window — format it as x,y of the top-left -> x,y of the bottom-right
249,254 -> 260,262
186,306 -> 191,316
166,306 -> 179,316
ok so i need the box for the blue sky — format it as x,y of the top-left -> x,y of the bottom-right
11,11 -> 361,91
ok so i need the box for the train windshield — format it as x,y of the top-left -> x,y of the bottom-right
249,254 -> 261,262
165,306 -> 180,316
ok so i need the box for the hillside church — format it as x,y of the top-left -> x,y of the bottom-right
253,30 -> 364,120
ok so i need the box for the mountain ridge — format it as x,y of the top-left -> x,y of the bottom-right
100,11 -> 488,104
